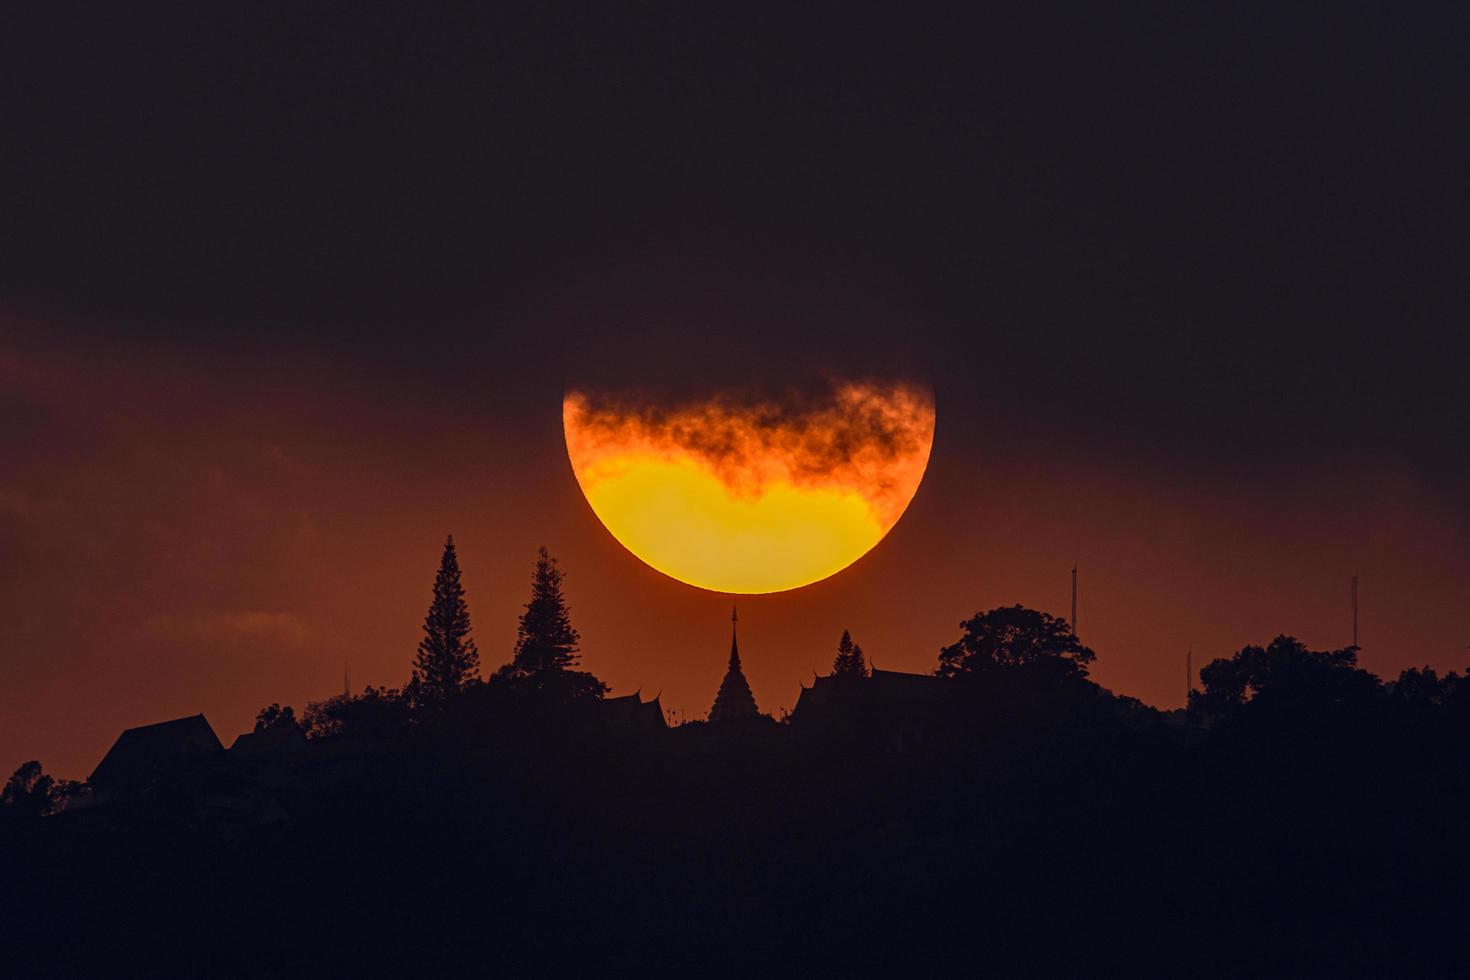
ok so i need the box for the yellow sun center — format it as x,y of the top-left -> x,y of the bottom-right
563,382 -> 935,594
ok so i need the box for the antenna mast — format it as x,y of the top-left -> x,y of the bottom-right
1186,646 -> 1192,704
344,659 -> 350,698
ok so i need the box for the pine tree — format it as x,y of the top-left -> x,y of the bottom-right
512,546 -> 581,674
832,629 -> 869,680
409,535 -> 481,707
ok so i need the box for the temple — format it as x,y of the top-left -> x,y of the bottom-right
600,691 -> 667,730
792,667 -> 962,752
708,606 -> 760,722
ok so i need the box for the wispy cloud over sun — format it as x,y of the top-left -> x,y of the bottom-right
564,379 -> 935,594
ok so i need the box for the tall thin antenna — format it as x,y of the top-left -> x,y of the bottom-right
1071,565 -> 1078,633
344,659 -> 350,698
1351,573 -> 1359,648
1186,646 -> 1192,704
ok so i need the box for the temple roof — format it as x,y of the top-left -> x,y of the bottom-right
601,691 -> 667,730
792,667 -> 955,722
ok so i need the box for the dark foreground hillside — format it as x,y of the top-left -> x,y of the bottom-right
4,658 -> 1469,979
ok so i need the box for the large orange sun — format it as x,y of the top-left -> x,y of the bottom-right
563,380 -> 935,594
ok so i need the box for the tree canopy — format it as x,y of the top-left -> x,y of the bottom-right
303,686 -> 405,739
937,605 -> 1095,680
2,761 -> 59,820
1191,635 -> 1381,723
253,703 -> 300,733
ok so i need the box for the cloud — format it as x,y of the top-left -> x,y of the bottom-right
144,610 -> 312,646
564,378 -> 936,525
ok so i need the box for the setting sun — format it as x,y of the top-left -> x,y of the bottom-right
563,381 -> 935,593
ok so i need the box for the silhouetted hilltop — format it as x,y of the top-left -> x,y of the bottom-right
4,553 -> 1469,977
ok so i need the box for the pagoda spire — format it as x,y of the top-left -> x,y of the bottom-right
710,604 -> 759,723
729,604 -> 740,667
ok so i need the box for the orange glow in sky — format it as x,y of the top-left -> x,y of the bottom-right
563,381 -> 936,593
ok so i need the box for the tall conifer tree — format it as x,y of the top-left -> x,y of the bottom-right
832,629 -> 869,679
409,535 -> 481,706
512,546 -> 581,674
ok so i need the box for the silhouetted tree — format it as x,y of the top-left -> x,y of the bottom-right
1191,635 -> 1381,723
488,547 -> 607,701
301,696 -> 343,739
832,629 -> 869,679
1391,665 -> 1460,710
510,546 -> 580,674
937,605 -> 1095,680
2,761 -> 57,820
407,535 -> 481,710
253,703 -> 300,733
304,686 -> 405,739
485,665 -> 610,704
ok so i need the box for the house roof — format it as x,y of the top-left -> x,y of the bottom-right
229,725 -> 309,757
89,714 -> 225,790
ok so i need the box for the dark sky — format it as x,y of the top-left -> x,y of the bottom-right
3,4 -> 1468,777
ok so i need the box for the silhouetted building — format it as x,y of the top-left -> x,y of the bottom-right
88,714 -> 225,798
793,668 -> 960,751
708,606 -> 760,723
229,726 -> 308,757
600,691 -> 667,730
229,725 -> 309,788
